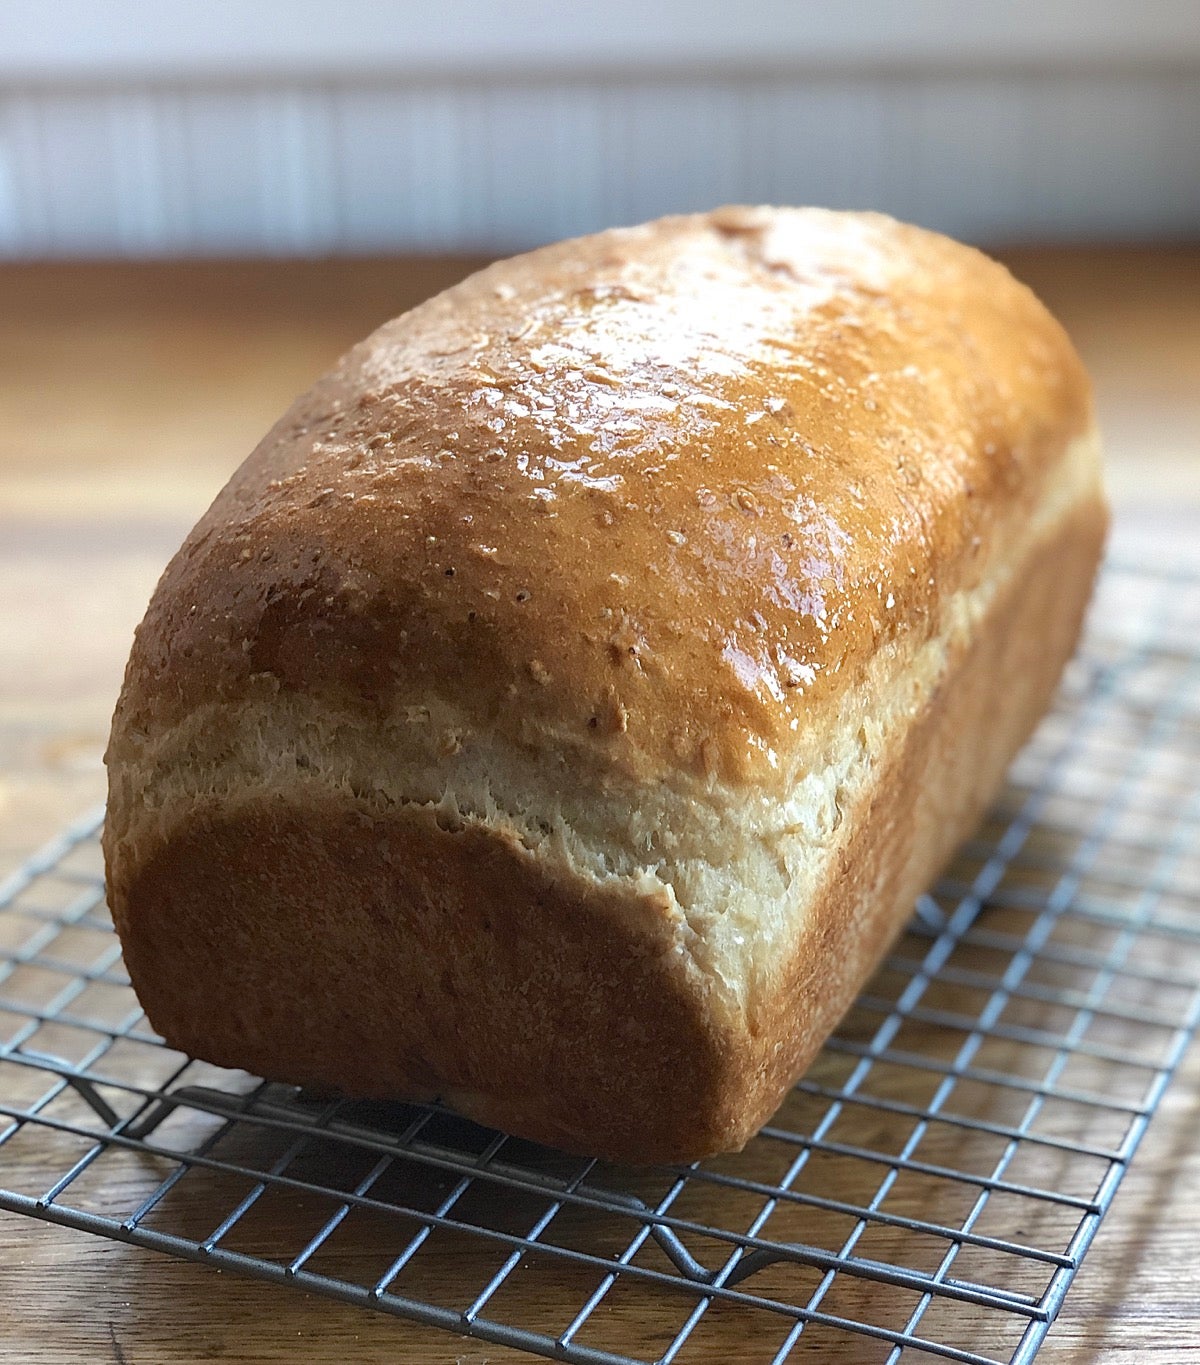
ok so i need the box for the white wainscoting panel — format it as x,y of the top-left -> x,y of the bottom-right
1,69 -> 1197,257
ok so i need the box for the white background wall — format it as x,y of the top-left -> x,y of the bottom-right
2,1 -> 1198,256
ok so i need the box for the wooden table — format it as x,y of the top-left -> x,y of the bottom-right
1,249 -> 1198,1363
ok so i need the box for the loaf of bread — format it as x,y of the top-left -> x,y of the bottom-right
104,208 -> 1106,1164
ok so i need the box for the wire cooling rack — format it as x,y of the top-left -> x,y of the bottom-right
3,561 -> 1200,1364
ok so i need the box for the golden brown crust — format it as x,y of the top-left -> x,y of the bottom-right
108,207 -> 1092,788
108,498 -> 1106,1165
104,208 -> 1106,1163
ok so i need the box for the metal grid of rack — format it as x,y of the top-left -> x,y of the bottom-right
2,560 -> 1200,1364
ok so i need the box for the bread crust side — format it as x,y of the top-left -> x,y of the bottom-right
741,491 -> 1108,1129
107,491 -> 1106,1164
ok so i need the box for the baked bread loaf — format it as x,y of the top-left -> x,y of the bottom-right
104,208 -> 1106,1164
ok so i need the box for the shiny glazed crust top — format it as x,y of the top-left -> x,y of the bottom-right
109,207 -> 1093,792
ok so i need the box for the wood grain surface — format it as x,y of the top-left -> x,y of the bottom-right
1,248 -> 1198,1364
